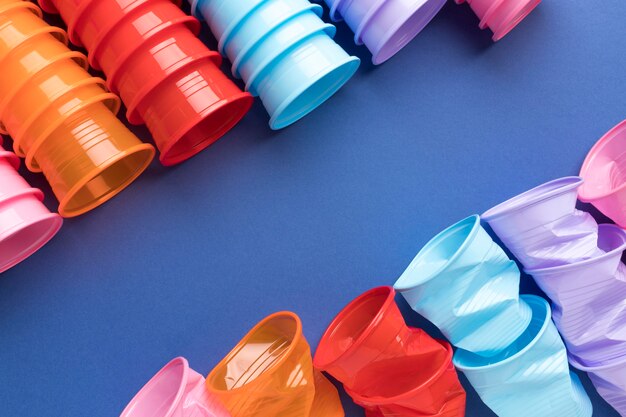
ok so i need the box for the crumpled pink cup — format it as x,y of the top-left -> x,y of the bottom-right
454,0 -> 541,41
570,354 -> 626,417
482,177 -> 602,270
120,357 -> 231,417
0,139 -> 62,273
526,224 -> 626,367
579,120 -> 626,229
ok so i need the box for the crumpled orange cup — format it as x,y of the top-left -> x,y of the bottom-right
206,312 -> 345,417
0,0 -> 154,217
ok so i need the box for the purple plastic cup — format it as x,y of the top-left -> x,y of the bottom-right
570,354 -> 626,417
482,177 -> 603,270
325,0 -> 446,64
526,224 -> 626,367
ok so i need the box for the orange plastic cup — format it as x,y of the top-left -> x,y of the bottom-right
0,0 -> 155,216
206,312 -> 345,417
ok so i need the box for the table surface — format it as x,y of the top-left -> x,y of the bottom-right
2,1 -> 625,416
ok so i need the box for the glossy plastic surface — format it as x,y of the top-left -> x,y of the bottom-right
120,357 -> 231,417
192,0 -> 359,130
570,354 -> 626,417
0,140 -> 62,273
482,177 -> 602,269
206,312 -> 344,417
43,0 -> 253,166
454,0 -> 541,41
454,295 -> 593,417
0,0 -> 154,217
394,215 -> 531,356
579,120 -> 626,228
314,286 -> 466,417
325,0 -> 446,64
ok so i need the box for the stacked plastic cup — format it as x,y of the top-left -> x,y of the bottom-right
0,139 -> 62,273
314,287 -> 467,417
579,120 -> 626,228
0,0 -> 155,217
570,355 -> 626,417
454,296 -> 592,417
482,177 -> 602,269
121,357 -> 232,417
454,0 -> 541,41
39,0 -> 254,166
205,312 -> 344,417
323,0 -> 446,64
190,0 -> 360,130
394,215 -> 532,356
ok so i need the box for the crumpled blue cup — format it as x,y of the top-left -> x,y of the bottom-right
482,177 -> 602,270
394,215 -> 532,356
454,295 -> 593,417
191,0 -> 360,130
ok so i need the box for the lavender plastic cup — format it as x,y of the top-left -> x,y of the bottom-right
394,215 -> 532,356
324,0 -> 446,64
570,355 -> 626,417
527,224 -> 626,367
482,177 -> 602,270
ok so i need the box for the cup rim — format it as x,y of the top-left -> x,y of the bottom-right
481,177 -> 583,222
569,349 -> 626,372
579,120 -> 626,201
394,215 -> 480,291
453,295 -> 550,371
206,311 -> 304,394
120,357 -> 189,417
313,286 -> 396,370
490,0 -> 542,42
525,223 -> 626,275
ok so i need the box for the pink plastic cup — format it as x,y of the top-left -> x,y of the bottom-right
454,0 -> 541,41
579,120 -> 626,229
120,357 -> 231,417
570,354 -> 626,417
0,140 -> 62,273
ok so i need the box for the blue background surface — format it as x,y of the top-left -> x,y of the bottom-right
1,0 -> 625,416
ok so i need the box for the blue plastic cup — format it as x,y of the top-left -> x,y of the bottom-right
454,295 -> 593,417
191,0 -> 360,130
394,215 -> 532,356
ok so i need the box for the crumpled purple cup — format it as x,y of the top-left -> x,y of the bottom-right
482,177 -> 602,270
570,354 -> 626,417
526,224 -> 626,367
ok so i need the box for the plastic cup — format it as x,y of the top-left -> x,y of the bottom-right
206,312 -> 344,417
0,140 -> 62,274
579,120 -> 626,229
570,355 -> 626,417
454,0 -> 541,41
120,357 -> 232,417
326,0 -> 446,64
526,224 -> 626,367
193,0 -> 360,130
394,215 -> 532,356
482,177 -> 603,270
43,0 -> 253,166
454,295 -> 593,417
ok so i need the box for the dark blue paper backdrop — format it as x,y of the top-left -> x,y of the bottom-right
1,1 -> 625,416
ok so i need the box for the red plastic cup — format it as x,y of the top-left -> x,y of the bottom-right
41,0 -> 253,166
314,286 -> 466,416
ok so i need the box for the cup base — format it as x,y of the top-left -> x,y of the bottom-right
491,0 -> 541,41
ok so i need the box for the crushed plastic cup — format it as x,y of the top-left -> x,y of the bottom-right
394,215 -> 532,356
454,0 -> 541,41
206,312 -> 344,417
120,357 -> 232,417
324,0 -> 446,64
314,286 -> 466,417
526,224 -> 626,367
0,140 -> 62,273
579,121 -> 626,229
42,0 -> 253,166
570,354 -> 626,417
192,0 -> 360,130
0,0 -> 155,217
454,295 -> 593,417
482,177 -> 602,270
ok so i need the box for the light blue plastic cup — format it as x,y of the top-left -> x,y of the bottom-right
191,0 -> 360,130
394,215 -> 532,356
454,295 -> 593,417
